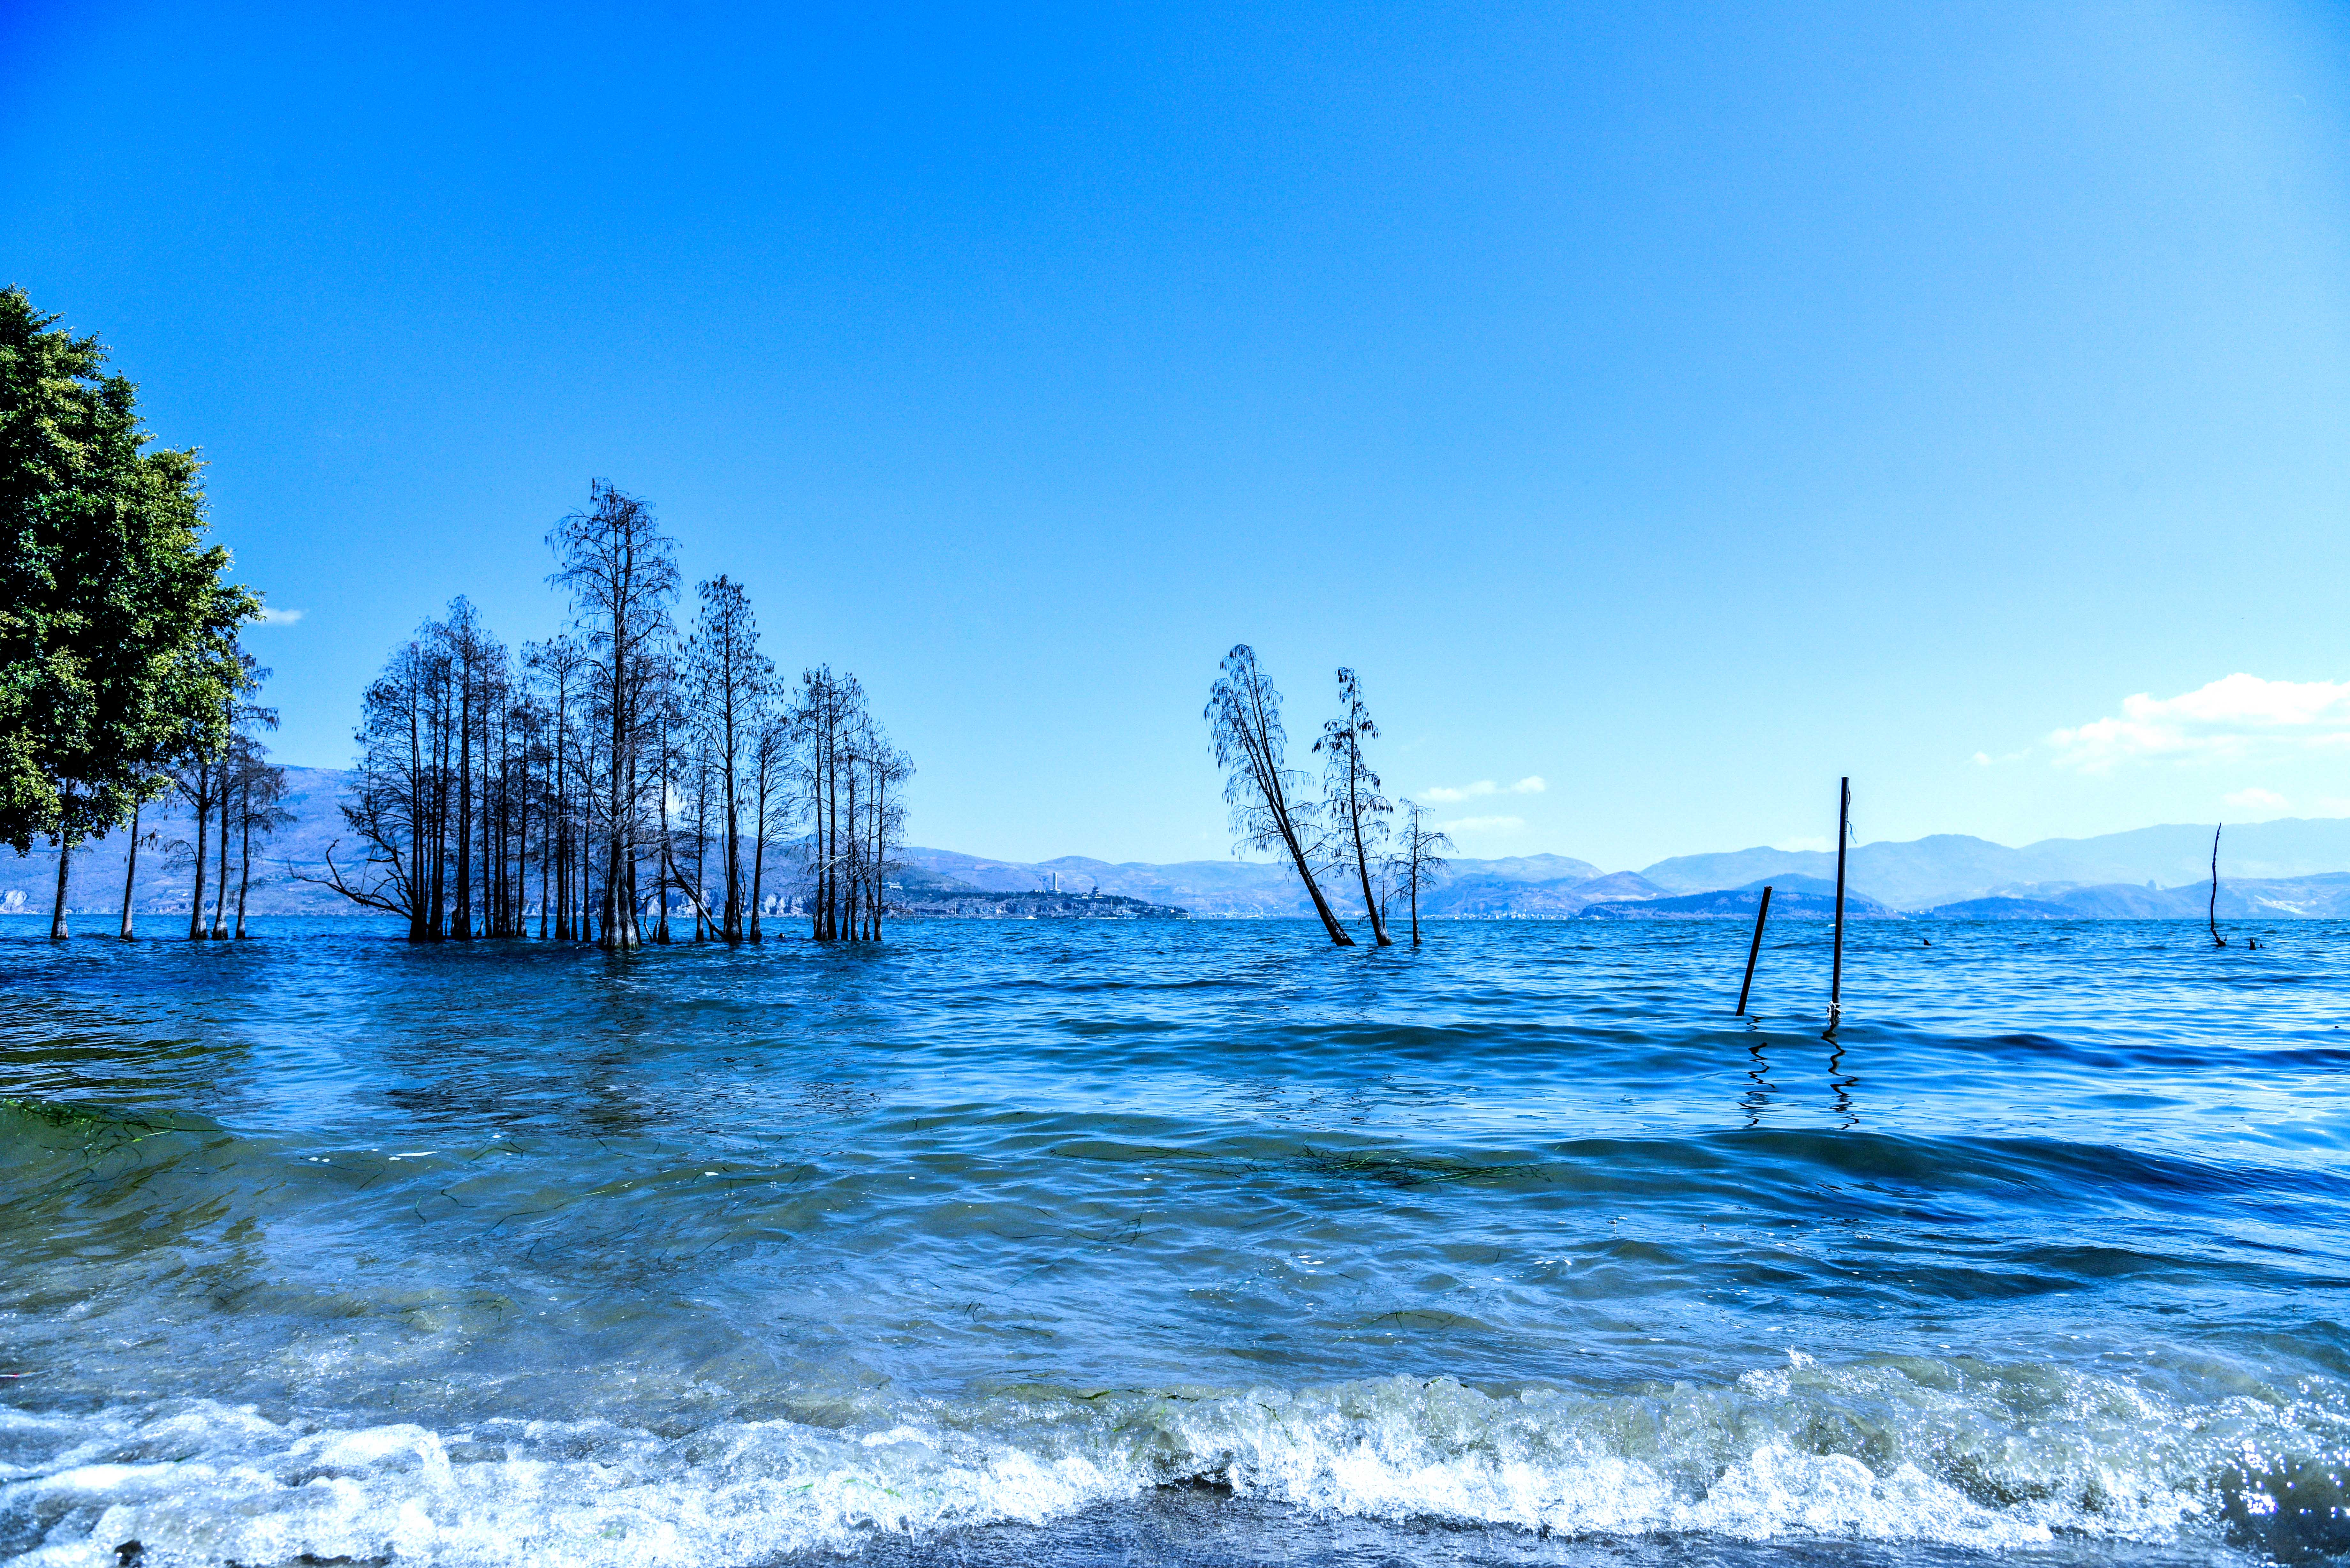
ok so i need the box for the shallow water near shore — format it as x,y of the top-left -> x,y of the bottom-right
2,915 -> 2347,1567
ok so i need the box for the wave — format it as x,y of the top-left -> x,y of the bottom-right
7,1356 -> 2346,1566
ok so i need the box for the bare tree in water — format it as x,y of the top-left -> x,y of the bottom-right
686,727 -> 716,939
548,481 -> 677,951
306,635 -> 441,934
792,667 -> 853,939
685,574 -> 770,944
116,711 -> 210,940
299,484 -> 902,951
161,650 -> 270,940
644,662 -> 677,943
527,637 -> 590,940
746,703 -> 793,941
1391,801 -> 1453,947
1315,667 -> 1393,946
116,791 -> 162,940
851,719 -> 911,940
436,601 -> 496,941
1204,645 -> 1352,946
228,738 -> 292,937
781,669 -> 908,941
310,608 -> 500,941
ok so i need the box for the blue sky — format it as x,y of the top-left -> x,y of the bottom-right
5,0 -> 2348,869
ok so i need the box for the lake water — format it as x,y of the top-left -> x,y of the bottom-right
2,916 -> 2347,1568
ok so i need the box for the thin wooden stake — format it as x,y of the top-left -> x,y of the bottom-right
1826,777 -> 1849,1036
1735,885 -> 1773,1016
2209,823 -> 2226,948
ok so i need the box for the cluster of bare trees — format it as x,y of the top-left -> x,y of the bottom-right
797,667 -> 911,942
38,644 -> 292,941
316,482 -> 911,948
1205,646 -> 1452,947
160,655 -> 294,941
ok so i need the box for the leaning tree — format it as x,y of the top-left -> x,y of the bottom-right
1204,645 -> 1353,946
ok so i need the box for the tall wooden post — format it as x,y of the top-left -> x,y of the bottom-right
2208,823 -> 2226,948
1827,777 -> 1849,1034
1736,885 -> 1773,1016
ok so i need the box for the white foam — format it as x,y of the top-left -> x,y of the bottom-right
1,1358 -> 2332,1565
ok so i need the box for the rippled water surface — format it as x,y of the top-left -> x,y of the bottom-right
3,916 -> 2348,1568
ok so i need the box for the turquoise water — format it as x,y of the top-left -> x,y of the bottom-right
2,917 -> 2347,1566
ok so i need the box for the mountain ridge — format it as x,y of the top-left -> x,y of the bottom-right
6,767 -> 2350,920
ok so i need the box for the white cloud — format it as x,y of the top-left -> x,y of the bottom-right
2049,674 -> 2350,772
1418,776 -> 1544,803
2222,787 -> 2289,813
1438,815 -> 1526,834
1775,836 -> 1831,853
256,606 -> 306,626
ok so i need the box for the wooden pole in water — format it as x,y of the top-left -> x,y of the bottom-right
1827,777 -> 1849,1033
1735,885 -> 1773,1016
2209,823 -> 2226,948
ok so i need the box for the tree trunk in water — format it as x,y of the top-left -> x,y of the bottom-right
549,731 -> 563,939
580,801 -> 593,943
187,788 -> 209,940
454,678 -> 473,941
50,830 -> 70,940
625,838 -> 641,948
655,782 -> 673,944
722,730 -> 740,944
518,733 -> 531,939
1279,818 -> 1353,946
578,768 -> 592,943
121,800 -> 141,940
814,728 -> 826,941
601,628 -> 632,950
823,746 -> 837,941
603,793 -> 635,953
235,807 -> 254,938
619,750 -> 641,949
210,756 -> 231,939
1350,802 -> 1390,946
747,784 -> 765,944
426,711 -> 445,939
406,686 -> 430,943
565,756 -> 580,941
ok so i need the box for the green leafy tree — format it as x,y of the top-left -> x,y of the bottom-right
0,287 -> 259,896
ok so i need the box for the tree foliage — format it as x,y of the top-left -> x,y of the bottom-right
0,286 -> 258,855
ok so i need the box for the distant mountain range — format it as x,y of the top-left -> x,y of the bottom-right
1640,818 -> 2350,905
893,823 -> 2350,919
6,766 -> 2350,921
